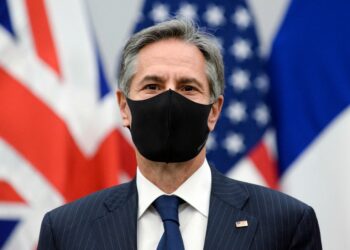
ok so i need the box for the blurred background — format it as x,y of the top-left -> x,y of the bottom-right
0,0 -> 349,249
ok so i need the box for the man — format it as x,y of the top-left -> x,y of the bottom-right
38,19 -> 322,250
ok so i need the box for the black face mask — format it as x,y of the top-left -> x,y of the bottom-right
126,90 -> 213,163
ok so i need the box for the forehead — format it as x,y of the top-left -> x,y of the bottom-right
129,38 -> 212,102
136,39 -> 206,72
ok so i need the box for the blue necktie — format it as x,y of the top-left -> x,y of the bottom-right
153,195 -> 185,250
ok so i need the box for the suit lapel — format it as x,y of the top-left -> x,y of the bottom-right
204,167 -> 258,250
92,180 -> 138,250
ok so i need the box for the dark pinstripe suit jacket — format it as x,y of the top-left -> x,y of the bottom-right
38,167 -> 322,250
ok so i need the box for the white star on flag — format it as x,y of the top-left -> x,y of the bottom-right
149,3 -> 169,23
225,101 -> 247,123
232,6 -> 251,29
223,133 -> 245,155
230,69 -> 250,91
203,5 -> 225,26
253,104 -> 270,126
230,38 -> 252,60
177,3 -> 197,20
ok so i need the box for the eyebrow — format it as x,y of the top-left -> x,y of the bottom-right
140,75 -> 165,84
177,77 -> 203,86
139,75 -> 205,90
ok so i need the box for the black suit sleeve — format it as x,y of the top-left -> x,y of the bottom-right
38,212 -> 57,250
289,206 -> 322,250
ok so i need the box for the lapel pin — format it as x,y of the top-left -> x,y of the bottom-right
235,220 -> 248,228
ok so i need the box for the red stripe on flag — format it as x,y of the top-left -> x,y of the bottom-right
25,0 -> 61,77
0,180 -> 26,203
249,141 -> 278,189
0,69 -> 136,202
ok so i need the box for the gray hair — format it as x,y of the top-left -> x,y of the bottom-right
117,18 -> 225,101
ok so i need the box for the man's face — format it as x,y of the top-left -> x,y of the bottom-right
117,38 -> 223,132
130,38 -> 211,104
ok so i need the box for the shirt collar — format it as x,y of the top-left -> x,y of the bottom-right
136,159 -> 212,219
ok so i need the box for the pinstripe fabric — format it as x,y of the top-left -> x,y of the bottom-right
38,180 -> 138,250
38,167 -> 322,249
204,167 -> 322,250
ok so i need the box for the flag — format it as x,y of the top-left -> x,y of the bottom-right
268,0 -> 350,248
0,0 -> 135,249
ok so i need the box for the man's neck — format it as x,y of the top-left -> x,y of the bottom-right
136,150 -> 206,194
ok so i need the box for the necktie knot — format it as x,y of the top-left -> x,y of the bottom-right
153,195 -> 181,224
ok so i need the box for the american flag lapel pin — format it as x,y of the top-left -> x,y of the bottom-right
235,220 -> 248,228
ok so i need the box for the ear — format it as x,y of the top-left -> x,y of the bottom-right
208,95 -> 224,131
116,90 -> 132,127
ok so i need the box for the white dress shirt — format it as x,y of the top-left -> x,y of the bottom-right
136,159 -> 212,250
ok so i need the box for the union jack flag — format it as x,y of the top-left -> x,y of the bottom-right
0,0 -> 135,248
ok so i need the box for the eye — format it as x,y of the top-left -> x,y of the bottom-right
181,85 -> 196,92
143,84 -> 159,90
